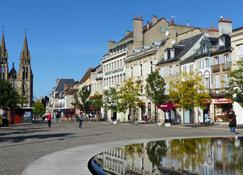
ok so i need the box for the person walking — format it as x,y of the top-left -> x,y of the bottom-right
228,109 -> 237,135
79,111 -> 84,128
47,112 -> 52,128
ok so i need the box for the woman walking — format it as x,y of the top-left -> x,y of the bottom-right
228,109 -> 237,135
47,112 -> 52,128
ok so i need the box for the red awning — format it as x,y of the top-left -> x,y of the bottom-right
158,102 -> 176,111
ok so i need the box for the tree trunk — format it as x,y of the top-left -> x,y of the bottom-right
154,103 -> 157,122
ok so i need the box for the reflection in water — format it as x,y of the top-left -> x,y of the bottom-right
92,137 -> 243,175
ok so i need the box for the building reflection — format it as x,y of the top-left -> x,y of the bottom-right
94,137 -> 243,175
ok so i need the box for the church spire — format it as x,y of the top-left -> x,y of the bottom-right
21,32 -> 30,60
1,30 -> 8,59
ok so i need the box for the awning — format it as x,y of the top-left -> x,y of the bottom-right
158,102 -> 176,111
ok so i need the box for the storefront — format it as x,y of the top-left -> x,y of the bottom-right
212,98 -> 233,122
158,102 -> 178,123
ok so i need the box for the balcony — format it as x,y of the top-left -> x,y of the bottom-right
212,64 -> 220,73
210,88 -> 231,98
222,62 -> 232,71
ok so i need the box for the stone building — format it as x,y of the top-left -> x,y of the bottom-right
0,31 -> 33,107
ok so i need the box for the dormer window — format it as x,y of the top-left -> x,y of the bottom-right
203,43 -> 208,53
171,49 -> 175,58
167,50 -> 171,59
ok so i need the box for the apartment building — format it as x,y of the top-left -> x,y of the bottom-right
125,16 -> 211,122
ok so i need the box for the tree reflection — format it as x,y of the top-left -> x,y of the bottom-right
146,140 -> 167,167
123,143 -> 143,172
168,138 -> 209,170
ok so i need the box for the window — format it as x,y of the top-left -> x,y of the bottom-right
205,77 -> 210,89
140,64 -> 142,76
237,45 -> 243,57
224,74 -> 229,88
150,61 -> 153,73
214,57 -> 219,65
205,58 -> 210,68
225,54 -> 231,63
22,67 -> 25,80
167,50 -> 171,59
171,49 -> 175,58
203,43 -> 208,53
169,66 -> 172,76
189,64 -> 193,73
214,75 -> 220,89
219,55 -> 224,64
26,67 -> 28,79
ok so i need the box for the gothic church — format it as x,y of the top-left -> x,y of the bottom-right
0,31 -> 33,107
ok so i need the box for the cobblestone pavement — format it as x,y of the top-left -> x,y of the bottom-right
0,121 -> 242,175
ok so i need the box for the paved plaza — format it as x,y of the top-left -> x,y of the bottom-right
0,121 -> 242,175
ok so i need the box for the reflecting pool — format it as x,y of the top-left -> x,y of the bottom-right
89,137 -> 243,175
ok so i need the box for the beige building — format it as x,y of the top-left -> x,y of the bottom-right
125,16 -> 212,122
230,26 -> 243,66
101,28 -> 133,122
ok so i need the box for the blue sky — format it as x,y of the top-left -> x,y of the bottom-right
0,0 -> 242,98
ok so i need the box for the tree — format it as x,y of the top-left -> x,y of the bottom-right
229,60 -> 243,106
118,78 -> 142,122
103,87 -> 121,120
72,86 -> 90,114
0,79 -> 20,110
146,70 -> 166,121
0,80 -> 21,125
89,94 -> 103,115
33,101 -> 45,119
168,72 -> 210,123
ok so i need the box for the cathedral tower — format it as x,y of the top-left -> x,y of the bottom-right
0,31 -> 8,80
17,33 -> 33,106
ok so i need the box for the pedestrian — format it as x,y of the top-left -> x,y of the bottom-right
79,111 -> 84,128
228,109 -> 237,135
47,112 -> 52,128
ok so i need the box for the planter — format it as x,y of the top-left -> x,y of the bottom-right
165,123 -> 171,127
113,121 -> 118,125
157,122 -> 163,127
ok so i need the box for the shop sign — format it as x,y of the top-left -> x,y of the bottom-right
213,98 -> 232,104
105,68 -> 123,76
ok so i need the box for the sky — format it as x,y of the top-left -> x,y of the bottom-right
0,0 -> 242,98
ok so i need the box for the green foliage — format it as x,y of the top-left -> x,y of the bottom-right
0,79 -> 20,110
33,101 -> 45,118
103,87 -> 122,113
146,70 -> 166,121
90,94 -> 103,111
146,70 -> 166,105
118,78 -> 142,120
229,60 -> 243,104
146,141 -> 167,166
169,72 -> 210,110
72,86 -> 90,113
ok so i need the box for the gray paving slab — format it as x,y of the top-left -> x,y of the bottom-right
0,121 -> 242,175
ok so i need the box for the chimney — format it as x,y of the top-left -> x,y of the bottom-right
152,15 -> 158,25
169,22 -> 177,46
218,16 -> 232,35
108,40 -> 116,50
64,83 -> 69,90
125,30 -> 130,35
133,16 -> 144,49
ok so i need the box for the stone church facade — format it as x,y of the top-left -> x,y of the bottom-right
0,31 -> 33,107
